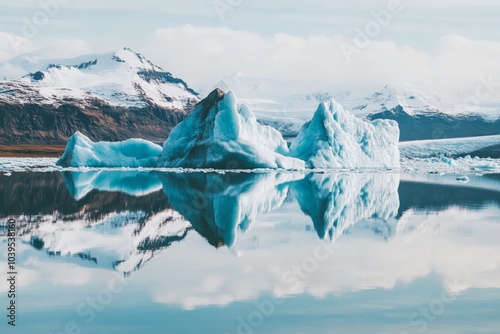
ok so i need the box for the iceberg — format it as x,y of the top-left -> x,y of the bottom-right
157,89 -> 305,169
57,132 -> 162,167
290,99 -> 400,168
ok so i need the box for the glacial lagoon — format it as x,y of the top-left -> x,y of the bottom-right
1,170 -> 500,333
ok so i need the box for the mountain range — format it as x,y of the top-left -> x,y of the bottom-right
0,49 -> 499,145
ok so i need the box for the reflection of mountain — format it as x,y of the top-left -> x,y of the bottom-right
292,173 -> 400,241
0,172 -> 191,275
160,172 -> 300,247
0,172 -> 167,219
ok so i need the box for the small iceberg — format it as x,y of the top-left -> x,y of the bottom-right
456,175 -> 470,183
56,132 -> 162,167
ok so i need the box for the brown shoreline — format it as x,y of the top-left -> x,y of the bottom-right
0,145 -> 66,158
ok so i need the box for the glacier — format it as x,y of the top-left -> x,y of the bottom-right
290,99 -> 400,168
57,132 -> 162,167
400,134 -> 500,158
158,89 -> 305,169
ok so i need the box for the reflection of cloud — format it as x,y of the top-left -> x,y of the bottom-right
24,258 -> 94,286
394,206 -> 500,292
0,244 -> 39,292
0,266 -> 39,293
145,205 -> 500,310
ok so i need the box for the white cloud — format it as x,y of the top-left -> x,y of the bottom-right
0,33 -> 92,62
138,25 -> 500,93
0,32 -> 33,60
2,25 -> 500,97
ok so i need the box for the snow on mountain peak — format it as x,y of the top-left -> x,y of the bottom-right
112,47 -> 160,71
1,47 -> 199,110
349,84 -> 463,117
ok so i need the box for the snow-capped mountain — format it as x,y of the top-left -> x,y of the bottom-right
347,84 -> 500,118
5,47 -> 199,108
348,84 -> 500,141
213,75 -> 500,141
0,48 -> 200,145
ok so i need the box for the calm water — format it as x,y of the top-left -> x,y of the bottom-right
1,171 -> 500,334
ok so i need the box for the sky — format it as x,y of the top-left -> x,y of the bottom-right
1,0 -> 500,92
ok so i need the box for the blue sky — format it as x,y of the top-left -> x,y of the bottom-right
2,0 -> 500,45
1,0 -> 500,91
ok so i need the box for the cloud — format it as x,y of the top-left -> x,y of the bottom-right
0,33 -> 93,80
139,25 -> 500,93
0,32 -> 33,60
2,25 -> 500,96
0,32 -> 92,62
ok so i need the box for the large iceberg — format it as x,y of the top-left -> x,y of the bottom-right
290,100 -> 400,168
57,132 -> 162,167
158,89 -> 305,169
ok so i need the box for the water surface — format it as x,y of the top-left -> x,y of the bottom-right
0,171 -> 499,334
